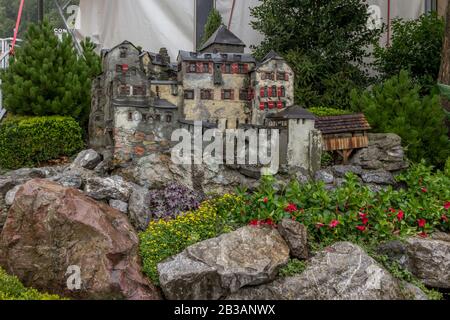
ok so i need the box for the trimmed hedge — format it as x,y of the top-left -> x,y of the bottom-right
0,115 -> 84,169
308,107 -> 352,117
0,267 -> 61,300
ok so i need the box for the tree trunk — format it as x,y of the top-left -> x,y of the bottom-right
438,3 -> 450,134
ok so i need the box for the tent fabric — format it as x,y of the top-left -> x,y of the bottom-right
74,0 -> 427,59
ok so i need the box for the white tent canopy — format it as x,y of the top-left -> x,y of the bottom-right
74,0 -> 428,59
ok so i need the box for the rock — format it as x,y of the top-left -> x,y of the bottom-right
109,199 -> 128,214
361,170 -> 395,185
157,226 -> 290,300
0,179 -> 160,300
378,235 -> 450,289
227,242 -> 426,300
72,149 -> 102,170
350,133 -> 408,172
58,174 -> 83,189
332,165 -> 363,178
128,186 -> 152,231
0,178 -> 15,196
84,175 -> 133,202
5,185 -> 21,206
0,167 -> 64,196
314,169 -> 334,184
277,219 -> 309,260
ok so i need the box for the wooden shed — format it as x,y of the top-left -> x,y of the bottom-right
315,113 -> 371,163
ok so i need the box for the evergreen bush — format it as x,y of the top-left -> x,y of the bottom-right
350,70 -> 450,167
0,115 -> 84,169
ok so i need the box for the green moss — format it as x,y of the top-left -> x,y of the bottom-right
278,259 -> 307,278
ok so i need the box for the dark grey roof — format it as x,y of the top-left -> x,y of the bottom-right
266,105 -> 316,120
154,98 -> 178,110
104,40 -> 141,57
256,50 -> 286,69
199,25 -> 246,52
178,50 -> 255,63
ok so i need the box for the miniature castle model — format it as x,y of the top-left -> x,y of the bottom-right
89,26 -> 325,174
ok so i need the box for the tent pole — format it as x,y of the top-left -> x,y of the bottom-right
53,0 -> 83,56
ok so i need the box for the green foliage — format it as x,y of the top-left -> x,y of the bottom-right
374,13 -> 444,93
445,158 -> 450,177
0,267 -> 62,300
0,20 -> 101,127
278,259 -> 307,278
308,107 -> 351,117
0,115 -> 84,169
139,194 -> 242,284
438,83 -> 450,102
350,70 -> 450,167
201,9 -> 223,46
251,0 -> 382,108
234,163 -> 450,245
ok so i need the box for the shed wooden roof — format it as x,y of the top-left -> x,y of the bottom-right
315,113 -> 371,134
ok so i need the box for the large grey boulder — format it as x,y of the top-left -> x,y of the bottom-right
109,199 -> 129,214
84,175 -> 133,202
361,169 -> 395,185
227,242 -> 427,300
71,149 -> 102,170
128,185 -> 152,231
277,219 -> 309,260
314,169 -> 334,184
379,235 -> 450,289
350,133 -> 408,172
157,226 -> 290,300
332,165 -> 363,178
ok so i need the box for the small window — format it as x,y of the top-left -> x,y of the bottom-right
223,89 -> 233,100
133,85 -> 146,96
203,63 -> 209,73
265,72 -> 274,80
128,112 -> 133,121
184,90 -> 194,99
119,47 -> 128,58
277,72 -> 286,81
235,55 -> 242,61
116,65 -> 123,72
155,86 -> 160,98
204,54 -> 212,59
224,63 -> 232,74
166,114 -> 172,123
272,85 -> 277,97
188,63 -> 197,73
200,89 -> 213,100
155,114 -> 161,122
221,54 -> 228,60
238,64 -> 245,74
118,85 -> 131,96
239,89 -> 248,101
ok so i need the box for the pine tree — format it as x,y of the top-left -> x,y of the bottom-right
351,70 -> 450,167
0,20 -> 100,127
201,9 -> 223,46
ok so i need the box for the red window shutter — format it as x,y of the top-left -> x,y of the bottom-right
268,102 -> 275,109
260,87 -> 265,98
122,64 -> 129,72
196,62 -> 202,73
268,86 -> 273,97
285,73 -> 289,81
230,89 -> 235,100
232,63 -> 238,74
259,102 -> 265,110
221,64 -> 226,73
243,64 -> 249,73
278,87 -> 282,97
277,101 -> 283,109
221,89 -> 225,100
209,62 -> 213,74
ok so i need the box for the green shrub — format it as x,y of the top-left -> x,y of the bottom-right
278,259 -> 307,278
308,107 -> 352,117
350,70 -> 450,167
0,115 -> 84,169
0,268 -> 61,300
200,9 -> 223,47
139,194 -> 243,284
374,13 -> 444,93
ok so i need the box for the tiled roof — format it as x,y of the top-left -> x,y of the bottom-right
315,113 -> 371,134
199,25 -> 245,52
178,50 -> 255,63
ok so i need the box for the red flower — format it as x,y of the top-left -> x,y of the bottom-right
442,215 -> 448,223
359,212 -> 368,219
285,203 -> 298,213
421,187 -> 427,193
263,197 -> 269,204
249,219 -> 259,226
444,202 -> 450,210
264,218 -> 275,226
396,210 -> 404,221
389,208 -> 396,213
356,225 -> 366,232
329,220 -> 340,228
361,217 -> 369,225
417,219 -> 426,228
418,231 -> 428,238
